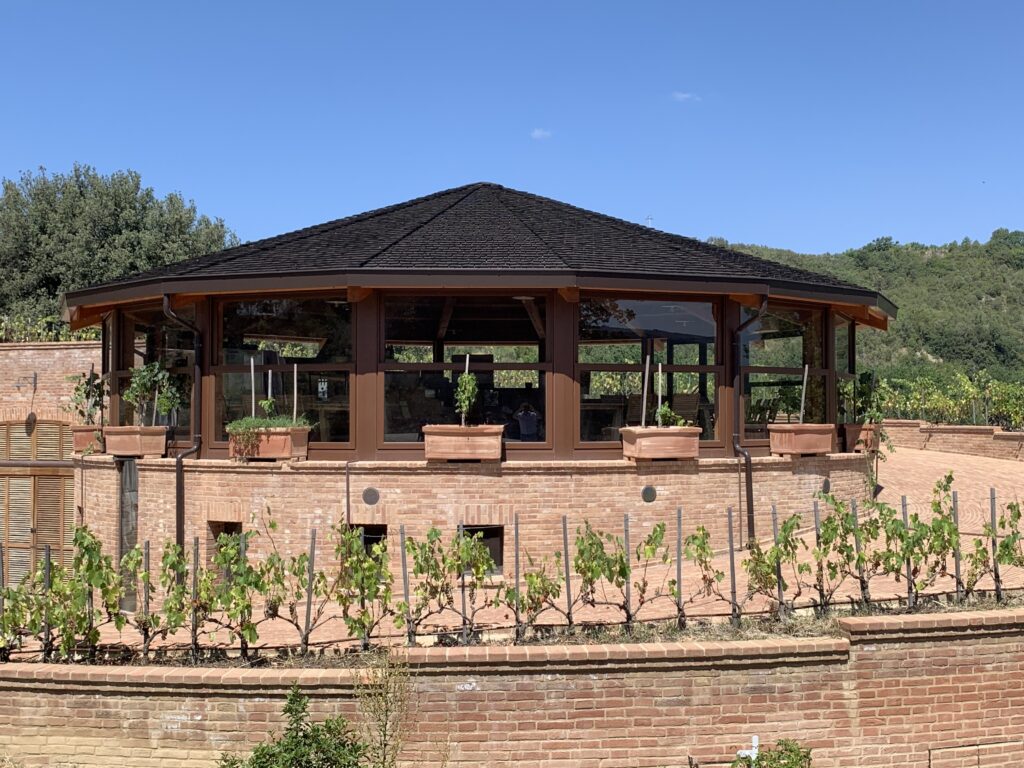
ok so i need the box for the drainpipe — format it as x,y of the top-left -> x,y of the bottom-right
733,298 -> 767,545
163,295 -> 203,550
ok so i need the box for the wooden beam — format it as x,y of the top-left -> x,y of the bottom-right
522,298 -> 546,339
558,287 -> 580,303
436,297 -> 456,339
347,286 -> 373,303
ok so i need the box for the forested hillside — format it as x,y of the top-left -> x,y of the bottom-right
717,230 -> 1024,383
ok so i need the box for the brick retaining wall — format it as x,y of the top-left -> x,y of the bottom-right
77,453 -> 872,569
0,609 -> 1022,767
884,419 -> 1024,461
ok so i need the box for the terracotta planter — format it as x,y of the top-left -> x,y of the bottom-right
767,423 -> 836,456
843,423 -> 879,453
619,425 -> 702,460
228,427 -> 310,461
70,425 -> 104,455
103,426 -> 168,458
422,424 -> 504,461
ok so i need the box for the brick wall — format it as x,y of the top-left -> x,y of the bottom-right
0,608 -> 1022,767
884,419 -> 1024,461
78,453 -> 872,570
0,341 -> 102,422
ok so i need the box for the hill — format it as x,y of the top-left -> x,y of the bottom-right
716,230 -> 1024,383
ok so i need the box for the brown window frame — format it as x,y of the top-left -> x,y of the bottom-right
209,293 -> 356,451
574,293 -> 726,451
375,290 -> 554,454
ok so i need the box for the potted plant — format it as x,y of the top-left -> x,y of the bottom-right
422,363 -> 503,461
767,365 -> 836,456
103,362 -> 185,458
226,395 -> 311,461
620,402 -> 702,460
65,368 -> 106,454
842,371 -> 881,453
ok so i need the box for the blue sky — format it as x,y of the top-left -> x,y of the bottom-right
1,2 -> 1021,253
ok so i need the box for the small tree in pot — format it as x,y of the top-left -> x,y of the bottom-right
103,362 -> 186,458
422,360 -> 504,461
65,367 -> 106,454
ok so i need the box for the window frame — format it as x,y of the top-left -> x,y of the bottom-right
574,292 -> 725,450
375,290 -> 554,453
209,293 -> 356,450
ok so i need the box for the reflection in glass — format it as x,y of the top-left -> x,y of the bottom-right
579,299 -> 716,364
221,299 -> 352,365
740,306 -> 823,369
835,317 -> 852,374
743,373 -> 826,440
384,371 -> 545,442
216,371 -> 350,442
580,371 -> 717,441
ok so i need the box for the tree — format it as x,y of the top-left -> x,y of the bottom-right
0,164 -> 237,339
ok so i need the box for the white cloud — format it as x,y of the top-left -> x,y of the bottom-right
530,128 -> 553,140
671,91 -> 701,102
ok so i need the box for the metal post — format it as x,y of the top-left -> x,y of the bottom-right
851,500 -> 870,607
513,513 -> 522,644
458,523 -> 469,645
43,545 -> 52,661
813,500 -> 826,613
399,525 -> 413,646
302,529 -> 317,654
726,507 -> 740,628
142,541 -> 151,623
901,496 -> 914,609
770,504 -> 785,617
952,491 -> 962,603
561,515 -> 573,627
623,514 -> 632,628
191,536 -> 200,660
675,507 -> 685,630
990,488 -> 1003,602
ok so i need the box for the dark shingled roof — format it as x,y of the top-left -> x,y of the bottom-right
66,182 -> 895,316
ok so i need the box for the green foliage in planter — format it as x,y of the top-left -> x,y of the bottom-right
655,402 -> 690,428
454,371 -> 478,427
217,684 -> 366,768
225,396 -> 311,457
121,362 -> 186,426
65,369 -> 106,425
730,739 -> 811,767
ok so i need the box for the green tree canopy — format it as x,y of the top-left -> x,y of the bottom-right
0,163 -> 237,339
725,231 -> 1024,383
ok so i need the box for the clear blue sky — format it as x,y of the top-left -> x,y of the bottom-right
1,2 -> 1021,253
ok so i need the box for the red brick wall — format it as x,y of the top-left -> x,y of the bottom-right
78,453 -> 872,570
0,341 -> 102,422
884,419 -> 1024,461
0,609 -> 1022,767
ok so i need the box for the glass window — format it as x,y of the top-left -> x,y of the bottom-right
580,371 -> 717,441
579,299 -> 716,364
384,296 -> 546,361
384,370 -> 546,443
221,299 -> 352,365
120,305 -> 195,371
578,298 -> 719,443
740,306 -> 823,370
834,317 -> 852,375
215,370 -> 350,443
743,372 -> 827,440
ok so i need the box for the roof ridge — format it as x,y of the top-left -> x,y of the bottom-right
163,182 -> 490,279
358,184 -> 487,268
489,187 -> 570,270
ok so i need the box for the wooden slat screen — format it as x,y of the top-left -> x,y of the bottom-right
0,420 -> 75,583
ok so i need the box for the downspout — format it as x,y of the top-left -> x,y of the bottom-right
163,295 -> 203,551
733,298 -> 767,546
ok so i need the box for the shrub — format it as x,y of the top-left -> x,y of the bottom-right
217,684 -> 366,768
730,739 -> 811,767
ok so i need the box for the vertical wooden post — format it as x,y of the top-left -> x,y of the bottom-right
562,515 -> 573,627
399,524 -> 413,647
952,491 -> 963,603
901,496 -> 914,609
302,529 -> 317,654
623,514 -> 632,628
851,500 -> 870,607
513,513 -> 522,644
727,507 -> 740,628
675,507 -> 685,630
991,488 -> 1003,603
